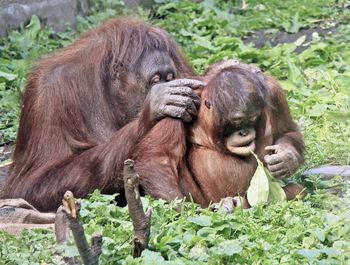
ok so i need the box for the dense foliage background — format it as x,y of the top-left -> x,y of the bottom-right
0,0 -> 349,264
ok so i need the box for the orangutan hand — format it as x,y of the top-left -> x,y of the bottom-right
146,79 -> 203,123
264,144 -> 300,179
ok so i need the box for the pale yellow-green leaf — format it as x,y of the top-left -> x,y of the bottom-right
247,160 -> 269,206
247,152 -> 287,206
265,166 -> 287,202
279,80 -> 297,92
268,181 -> 287,203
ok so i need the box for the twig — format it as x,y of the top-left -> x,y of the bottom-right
123,159 -> 152,257
55,206 -> 69,245
55,191 -> 102,265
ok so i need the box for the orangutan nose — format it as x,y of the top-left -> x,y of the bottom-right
239,129 -> 248,136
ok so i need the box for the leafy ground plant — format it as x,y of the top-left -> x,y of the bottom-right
0,0 -> 349,264
1,191 -> 349,264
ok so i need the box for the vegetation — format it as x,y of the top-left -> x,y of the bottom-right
0,0 -> 349,264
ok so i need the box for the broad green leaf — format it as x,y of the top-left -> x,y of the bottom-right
193,35 -> 217,51
325,111 -> 349,122
268,181 -> 287,203
334,75 -> 350,96
179,28 -> 192,37
202,0 -> 216,9
188,215 -> 212,227
197,227 -> 216,237
289,13 -> 304,33
287,59 -> 302,84
189,244 -> 209,261
320,248 -> 342,257
211,240 -> 242,256
247,154 -> 269,206
311,228 -> 326,242
141,249 -> 165,262
308,104 -> 328,117
299,43 -> 327,63
0,71 -> 17,82
64,245 -> 79,258
297,249 -> 321,260
279,80 -> 297,92
25,15 -> 41,41
303,236 -> 316,248
248,154 -> 287,205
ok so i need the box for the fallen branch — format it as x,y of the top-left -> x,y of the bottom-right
123,159 -> 152,257
55,191 -> 102,265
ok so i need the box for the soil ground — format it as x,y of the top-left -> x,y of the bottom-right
243,24 -> 339,53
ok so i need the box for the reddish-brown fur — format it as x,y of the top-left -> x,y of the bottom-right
134,62 -> 304,206
1,19 -> 194,212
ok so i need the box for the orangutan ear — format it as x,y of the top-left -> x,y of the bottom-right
204,100 -> 212,109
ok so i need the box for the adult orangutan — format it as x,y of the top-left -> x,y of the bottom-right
134,60 -> 304,207
1,19 -> 203,212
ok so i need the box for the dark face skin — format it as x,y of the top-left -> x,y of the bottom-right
116,50 -> 177,121
138,50 -> 176,91
225,107 -> 261,156
218,83 -> 263,157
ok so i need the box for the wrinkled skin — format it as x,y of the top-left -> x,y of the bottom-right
264,144 -> 300,179
137,50 -> 202,124
145,79 -> 202,123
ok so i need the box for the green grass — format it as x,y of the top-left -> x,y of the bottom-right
0,0 -> 349,264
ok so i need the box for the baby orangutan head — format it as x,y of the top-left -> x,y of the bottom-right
191,60 -> 270,157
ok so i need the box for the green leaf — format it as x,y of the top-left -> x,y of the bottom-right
247,153 -> 269,206
268,181 -> 287,203
311,228 -> 326,242
308,104 -> 328,117
197,227 -> 216,237
334,75 -> 350,95
141,249 -> 165,262
188,215 -> 212,227
193,35 -> 217,52
0,71 -> 17,82
289,13 -> 303,33
25,15 -> 41,41
211,240 -> 242,256
189,244 -> 209,261
297,249 -> 321,260
320,248 -> 341,257
287,59 -> 302,84
64,245 -> 79,258
202,0 -> 216,9
279,80 -> 297,92
325,111 -> 349,122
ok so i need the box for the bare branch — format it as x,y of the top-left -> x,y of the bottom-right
123,159 -> 152,257
55,191 -> 102,265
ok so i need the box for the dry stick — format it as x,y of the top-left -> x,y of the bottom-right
55,206 -> 80,265
55,191 -> 102,265
123,159 -> 152,257
55,206 -> 70,245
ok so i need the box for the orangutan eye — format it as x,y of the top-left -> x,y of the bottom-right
150,75 -> 161,85
166,72 -> 174,81
233,119 -> 243,127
